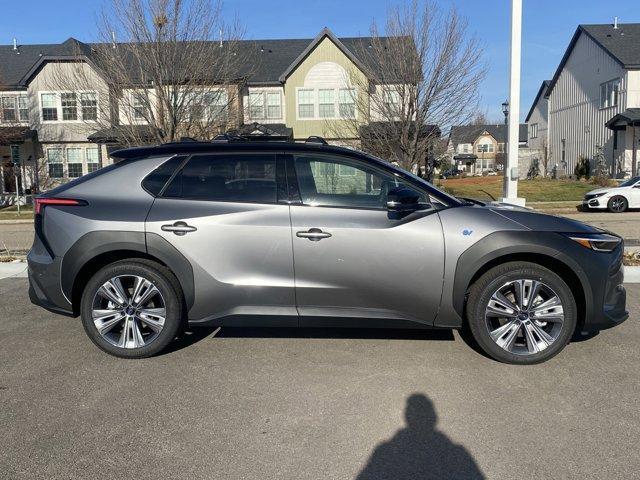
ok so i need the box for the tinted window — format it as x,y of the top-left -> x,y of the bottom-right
141,156 -> 186,196
293,154 -> 428,209
164,154 -> 277,203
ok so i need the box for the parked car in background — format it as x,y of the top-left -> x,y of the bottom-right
28,138 -> 627,364
441,168 -> 462,179
583,176 -> 640,212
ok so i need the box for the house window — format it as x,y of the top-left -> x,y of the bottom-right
266,92 -> 281,119
1,97 -> 17,122
61,93 -> 78,121
80,93 -> 98,121
67,148 -> 83,178
318,89 -> 335,118
339,89 -> 355,119
529,123 -> 538,139
477,143 -> 493,153
383,89 -> 400,112
208,90 -> 228,122
41,93 -> 58,121
10,145 -> 20,164
461,144 -> 470,153
47,148 -> 64,178
497,143 -> 505,153
249,92 -> 264,119
600,78 -> 620,109
87,147 -> 99,173
561,139 -> 566,164
132,93 -> 146,120
18,96 -> 29,121
298,89 -> 314,118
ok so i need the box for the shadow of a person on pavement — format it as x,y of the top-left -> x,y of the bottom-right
355,393 -> 485,480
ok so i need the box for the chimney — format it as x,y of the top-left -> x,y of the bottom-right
219,29 -> 223,48
13,38 -> 17,50
111,31 -> 117,48
614,17 -> 618,29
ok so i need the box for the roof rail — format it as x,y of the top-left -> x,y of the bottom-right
305,136 -> 328,145
212,133 -> 249,142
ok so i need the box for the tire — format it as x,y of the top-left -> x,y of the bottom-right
80,260 -> 184,358
607,195 -> 628,213
466,261 -> 577,365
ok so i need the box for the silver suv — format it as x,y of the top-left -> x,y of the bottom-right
28,138 -> 628,364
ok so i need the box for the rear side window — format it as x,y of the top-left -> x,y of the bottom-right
164,154 -> 277,203
141,155 -> 186,196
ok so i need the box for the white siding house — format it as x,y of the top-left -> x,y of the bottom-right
525,80 -> 549,151
545,23 -> 640,177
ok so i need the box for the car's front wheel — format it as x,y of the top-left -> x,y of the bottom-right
80,260 -> 183,358
607,195 -> 628,213
466,261 -> 577,364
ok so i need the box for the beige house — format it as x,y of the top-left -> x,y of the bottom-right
0,28 -> 407,194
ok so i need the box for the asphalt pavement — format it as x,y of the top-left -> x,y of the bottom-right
1,278 -> 638,479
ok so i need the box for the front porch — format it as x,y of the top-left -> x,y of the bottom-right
606,108 -> 640,178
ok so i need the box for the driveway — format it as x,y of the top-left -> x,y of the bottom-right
1,278 -> 638,479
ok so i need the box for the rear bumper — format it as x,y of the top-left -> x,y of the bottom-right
27,236 -> 75,317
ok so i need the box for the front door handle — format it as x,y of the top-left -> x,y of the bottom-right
161,221 -> 197,236
296,228 -> 332,241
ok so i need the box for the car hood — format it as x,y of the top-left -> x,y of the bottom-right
585,187 -> 614,196
489,208 -> 601,233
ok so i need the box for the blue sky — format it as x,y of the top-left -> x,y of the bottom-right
1,0 -> 638,121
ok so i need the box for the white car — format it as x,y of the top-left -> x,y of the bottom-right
583,176 -> 640,212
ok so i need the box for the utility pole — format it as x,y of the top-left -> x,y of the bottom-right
501,0 -> 525,206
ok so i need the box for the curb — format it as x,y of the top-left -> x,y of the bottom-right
0,261 -> 27,280
624,266 -> 640,284
0,220 -> 33,225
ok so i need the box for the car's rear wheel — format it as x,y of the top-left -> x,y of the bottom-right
80,260 -> 183,358
607,195 -> 628,213
466,261 -> 577,364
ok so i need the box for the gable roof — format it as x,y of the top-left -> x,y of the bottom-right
0,29 -> 399,89
525,80 -> 550,122
545,23 -> 640,98
449,124 -> 527,147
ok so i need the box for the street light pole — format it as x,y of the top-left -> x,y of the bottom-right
501,0 -> 525,206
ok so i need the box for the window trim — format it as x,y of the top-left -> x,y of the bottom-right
248,90 -> 283,121
296,87 -> 357,121
599,78 -> 620,110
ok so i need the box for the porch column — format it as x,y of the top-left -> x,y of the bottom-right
633,125 -> 638,178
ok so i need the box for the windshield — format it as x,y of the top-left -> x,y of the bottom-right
619,176 -> 640,187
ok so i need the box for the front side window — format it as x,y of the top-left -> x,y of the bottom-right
293,154 -> 427,209
529,123 -> 538,139
66,148 -> 83,178
600,78 -> 620,109
61,93 -> 78,121
47,148 -> 64,178
298,89 -> 314,118
338,89 -> 356,119
132,93 -> 146,120
383,89 -> 400,113
207,90 -> 228,122
165,154 -> 277,203
80,93 -> 98,121
266,92 -> 281,119
1,97 -> 17,122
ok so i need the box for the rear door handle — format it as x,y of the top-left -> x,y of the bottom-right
296,228 -> 332,241
161,221 -> 197,236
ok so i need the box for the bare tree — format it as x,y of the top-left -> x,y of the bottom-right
471,111 -> 489,125
329,0 -> 485,179
51,0 -> 253,146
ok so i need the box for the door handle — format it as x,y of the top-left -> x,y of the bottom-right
296,228 -> 332,241
161,221 -> 197,236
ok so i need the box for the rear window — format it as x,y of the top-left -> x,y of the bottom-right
141,155 -> 187,196
163,154 -> 277,203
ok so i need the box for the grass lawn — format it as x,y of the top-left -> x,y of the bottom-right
435,176 -> 596,202
0,205 -> 34,221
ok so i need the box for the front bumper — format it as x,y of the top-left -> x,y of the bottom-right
582,197 -> 607,209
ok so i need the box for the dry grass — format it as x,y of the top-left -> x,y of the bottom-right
624,251 -> 640,266
436,177 -> 596,202
0,205 -> 34,221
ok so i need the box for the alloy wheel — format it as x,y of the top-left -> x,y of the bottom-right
610,197 -> 626,212
91,275 -> 166,349
484,279 -> 565,355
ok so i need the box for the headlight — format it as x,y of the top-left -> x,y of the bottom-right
567,233 -> 621,252
587,192 -> 606,198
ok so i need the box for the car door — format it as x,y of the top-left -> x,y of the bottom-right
145,152 -> 297,324
287,151 -> 445,325
631,179 -> 640,208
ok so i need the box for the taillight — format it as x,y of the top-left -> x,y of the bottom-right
34,198 -> 87,215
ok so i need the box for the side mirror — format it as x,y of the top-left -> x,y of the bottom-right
386,186 -> 422,212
